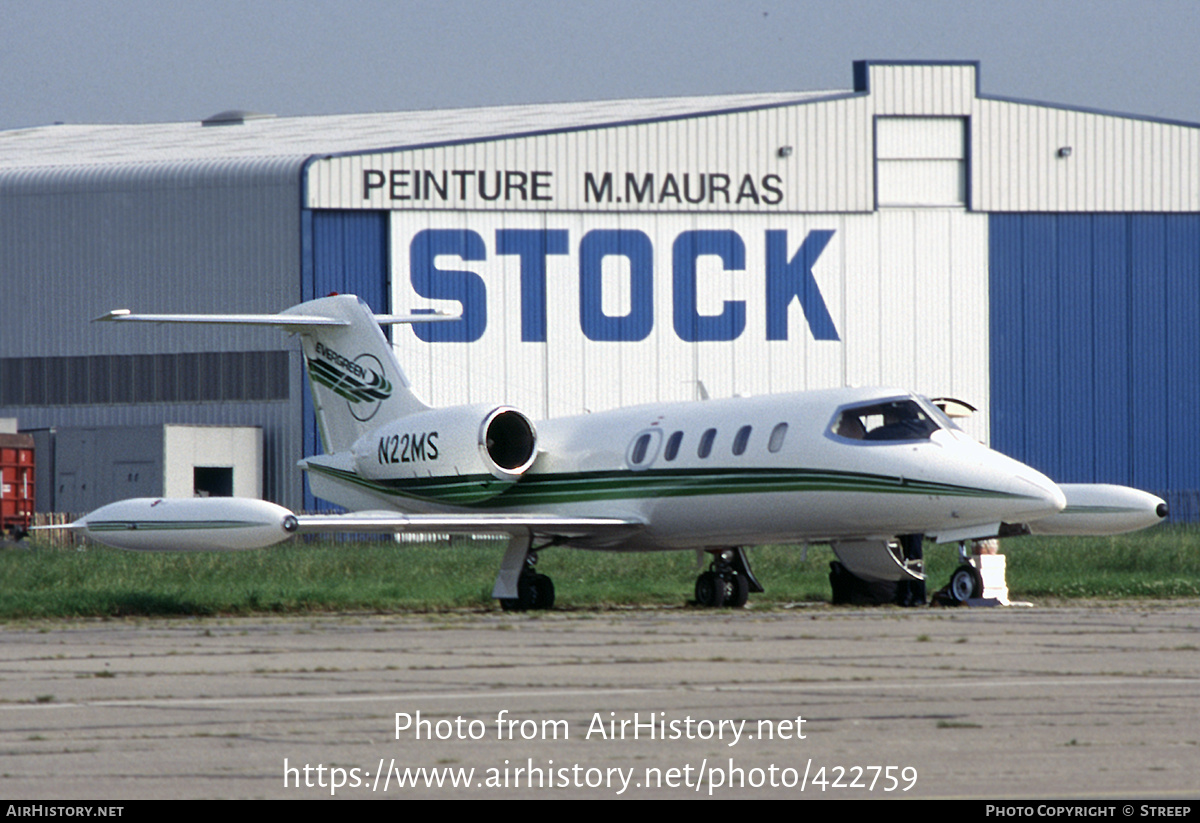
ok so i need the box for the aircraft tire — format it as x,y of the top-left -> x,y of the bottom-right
727,573 -> 750,608
948,564 -> 983,602
500,575 -> 542,612
695,571 -> 727,608
533,574 -> 555,610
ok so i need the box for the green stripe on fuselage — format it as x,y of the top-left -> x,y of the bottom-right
305,463 -> 1029,508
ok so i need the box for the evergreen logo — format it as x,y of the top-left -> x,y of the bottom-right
309,343 -> 392,421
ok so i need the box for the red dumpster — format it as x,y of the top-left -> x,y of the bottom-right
0,433 -> 34,538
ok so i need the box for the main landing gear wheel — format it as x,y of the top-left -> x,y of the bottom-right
726,571 -> 750,608
532,573 -> 555,609
694,548 -> 761,608
948,564 -> 983,603
499,546 -> 556,612
500,572 -> 556,611
695,571 -> 727,608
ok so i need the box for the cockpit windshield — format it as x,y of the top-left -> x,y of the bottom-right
918,396 -> 965,433
831,398 -> 940,442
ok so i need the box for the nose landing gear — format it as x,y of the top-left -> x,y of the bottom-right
947,563 -> 983,602
934,540 -> 986,605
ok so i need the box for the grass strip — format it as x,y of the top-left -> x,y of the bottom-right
1,526 -> 1197,619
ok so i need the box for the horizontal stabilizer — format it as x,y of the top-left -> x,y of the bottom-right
96,295 -> 459,452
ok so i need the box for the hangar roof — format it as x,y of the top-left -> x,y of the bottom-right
0,90 -> 837,170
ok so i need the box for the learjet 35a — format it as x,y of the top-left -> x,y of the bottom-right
45,295 -> 1167,609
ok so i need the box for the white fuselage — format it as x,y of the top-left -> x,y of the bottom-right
306,387 -> 1066,551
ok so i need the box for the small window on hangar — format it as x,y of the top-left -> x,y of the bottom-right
876,117 -> 966,207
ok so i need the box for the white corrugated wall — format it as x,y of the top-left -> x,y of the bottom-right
308,94 -> 876,214
388,210 -> 991,440
973,98 -> 1200,212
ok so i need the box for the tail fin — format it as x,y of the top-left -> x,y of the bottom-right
284,295 -> 428,452
96,294 -> 449,454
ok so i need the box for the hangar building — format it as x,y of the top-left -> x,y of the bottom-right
1,61 -> 1197,517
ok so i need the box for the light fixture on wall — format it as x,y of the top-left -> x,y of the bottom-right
778,146 -> 793,158
1057,146 -> 1072,158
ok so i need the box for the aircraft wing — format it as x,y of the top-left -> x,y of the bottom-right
35,497 -> 643,552
94,309 -> 454,326
289,511 -> 643,541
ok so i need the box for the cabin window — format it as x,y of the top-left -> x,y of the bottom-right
664,430 -> 683,461
768,422 -> 788,452
698,428 -> 717,458
626,428 -> 662,469
732,425 -> 752,456
631,434 -> 651,464
832,399 -> 939,442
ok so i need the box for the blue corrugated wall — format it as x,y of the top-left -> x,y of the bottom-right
301,209 -> 390,509
990,214 -> 1200,520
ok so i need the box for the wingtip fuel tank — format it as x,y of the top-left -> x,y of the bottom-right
1027,484 -> 1168,536
55,497 -> 297,551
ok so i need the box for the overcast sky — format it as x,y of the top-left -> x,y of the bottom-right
2,0 -> 1198,131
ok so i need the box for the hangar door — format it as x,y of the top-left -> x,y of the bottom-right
989,213 -> 1200,520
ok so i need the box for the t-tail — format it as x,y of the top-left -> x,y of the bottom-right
283,296 -> 430,453
96,294 -> 450,453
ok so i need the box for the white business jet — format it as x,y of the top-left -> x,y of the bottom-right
46,295 -> 1167,609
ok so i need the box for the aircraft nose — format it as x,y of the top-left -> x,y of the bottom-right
1012,469 -> 1067,518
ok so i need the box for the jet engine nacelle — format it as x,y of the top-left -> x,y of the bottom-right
351,404 -> 538,503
